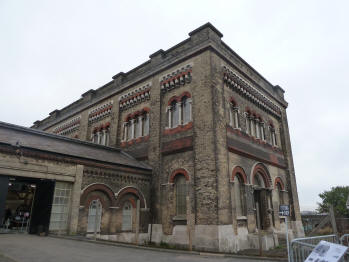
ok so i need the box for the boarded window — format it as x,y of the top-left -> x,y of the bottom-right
87,200 -> 102,233
122,201 -> 133,231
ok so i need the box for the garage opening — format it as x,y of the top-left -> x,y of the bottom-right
0,176 -> 55,235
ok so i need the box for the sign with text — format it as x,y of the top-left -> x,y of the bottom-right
305,240 -> 348,262
279,205 -> 290,216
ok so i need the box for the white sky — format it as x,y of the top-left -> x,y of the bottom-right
1,0 -> 348,211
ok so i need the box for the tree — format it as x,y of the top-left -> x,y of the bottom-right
317,186 -> 349,217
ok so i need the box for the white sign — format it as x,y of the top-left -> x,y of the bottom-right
279,205 -> 290,216
305,240 -> 348,262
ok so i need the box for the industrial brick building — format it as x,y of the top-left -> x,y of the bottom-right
0,23 -> 304,252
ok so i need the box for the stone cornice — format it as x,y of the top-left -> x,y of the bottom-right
223,66 -> 282,118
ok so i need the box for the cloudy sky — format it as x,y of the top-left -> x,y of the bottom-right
1,0 -> 348,211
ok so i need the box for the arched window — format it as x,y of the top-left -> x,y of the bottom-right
167,93 -> 192,129
175,175 -> 187,217
269,125 -> 277,146
229,102 -> 240,129
122,201 -> 133,231
135,116 -> 142,138
127,120 -> 133,140
182,96 -> 192,124
143,113 -> 149,136
91,124 -> 110,146
87,199 -> 102,233
122,110 -> 150,141
245,112 -> 251,135
260,122 -> 266,141
276,183 -> 284,205
234,174 -> 246,217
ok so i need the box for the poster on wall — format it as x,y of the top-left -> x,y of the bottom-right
304,240 -> 348,262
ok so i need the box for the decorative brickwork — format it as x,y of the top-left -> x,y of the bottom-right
223,66 -> 281,118
119,83 -> 151,111
115,186 -> 146,208
160,64 -> 192,93
251,163 -> 272,188
53,116 -> 81,135
274,176 -> 285,190
88,101 -> 113,124
231,166 -> 248,183
169,168 -> 189,183
80,183 -> 117,206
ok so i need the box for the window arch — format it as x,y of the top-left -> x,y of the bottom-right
122,201 -> 133,231
167,92 -> 192,129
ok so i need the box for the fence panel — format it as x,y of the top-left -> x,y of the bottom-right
290,234 -> 338,262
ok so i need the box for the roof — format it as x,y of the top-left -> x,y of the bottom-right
0,121 -> 151,171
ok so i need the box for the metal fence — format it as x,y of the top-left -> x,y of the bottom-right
289,234 -> 349,262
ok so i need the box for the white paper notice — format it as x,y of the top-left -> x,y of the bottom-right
305,240 -> 348,262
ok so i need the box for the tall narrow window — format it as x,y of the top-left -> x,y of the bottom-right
135,117 -> 142,138
245,113 -> 250,134
234,174 -> 246,217
87,200 -> 102,233
103,128 -> 110,146
171,101 -> 179,127
270,126 -> 277,146
277,183 -> 284,205
127,121 -> 132,141
250,118 -> 255,136
97,131 -> 102,144
175,175 -> 187,217
122,201 -> 133,231
256,119 -> 260,139
182,96 -> 192,124
143,113 -> 149,136
260,123 -> 265,141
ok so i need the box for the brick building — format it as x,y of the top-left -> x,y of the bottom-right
29,23 -> 303,251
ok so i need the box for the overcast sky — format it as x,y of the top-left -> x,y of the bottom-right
1,0 -> 348,211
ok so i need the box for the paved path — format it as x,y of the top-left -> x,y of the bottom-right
0,234 -> 270,262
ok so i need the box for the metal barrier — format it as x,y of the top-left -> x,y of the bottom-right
290,234 -> 338,262
341,234 -> 349,246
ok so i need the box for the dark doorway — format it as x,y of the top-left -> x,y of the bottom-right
254,189 -> 271,230
0,176 -> 9,226
1,176 -> 55,235
254,189 -> 265,230
29,180 -> 55,234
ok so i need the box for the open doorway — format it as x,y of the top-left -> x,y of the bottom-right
0,176 -> 55,235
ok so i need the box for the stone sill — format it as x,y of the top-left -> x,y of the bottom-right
237,216 -> 247,220
172,216 -> 187,221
